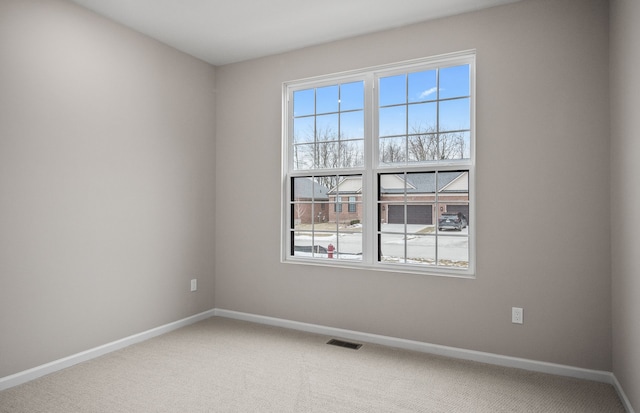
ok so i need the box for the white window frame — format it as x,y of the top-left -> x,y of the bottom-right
281,50 -> 476,278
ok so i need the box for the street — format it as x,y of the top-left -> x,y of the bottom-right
293,224 -> 469,268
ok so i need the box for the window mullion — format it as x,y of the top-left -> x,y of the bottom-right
363,74 -> 376,266
434,172 -> 439,266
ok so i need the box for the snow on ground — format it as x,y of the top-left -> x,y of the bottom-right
293,224 -> 469,267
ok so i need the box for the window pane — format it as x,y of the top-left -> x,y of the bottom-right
294,232 -> 337,258
407,235 -> 436,265
291,231 -> 313,257
315,142 -> 339,168
379,210 -> 405,232
316,114 -> 339,141
379,74 -> 406,106
438,203 -> 469,232
312,232 -> 337,259
408,70 -> 437,103
293,89 -> 314,117
386,202 -> 433,226
379,174 -> 407,193
340,140 -> 364,168
436,171 -> 468,192
404,205 -> 434,230
436,172 -> 469,228
340,81 -> 364,111
379,106 -> 406,137
317,85 -> 339,114
439,132 -> 470,160
292,203 -> 311,228
340,111 -> 364,140
406,172 -> 437,196
293,117 -> 314,144
314,202 -> 330,225
293,144 -> 314,170
328,175 -> 361,218
408,102 -> 437,134
320,175 -> 338,194
337,175 -> 362,195
379,136 -> 406,164
437,235 -> 469,268
381,204 -> 435,228
292,176 -> 330,202
379,232 -> 405,263
408,134 -> 438,162
337,232 -> 362,260
439,98 -> 470,132
292,177 -> 310,202
439,65 -> 470,99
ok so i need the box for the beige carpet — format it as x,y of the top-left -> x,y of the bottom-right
0,317 -> 625,412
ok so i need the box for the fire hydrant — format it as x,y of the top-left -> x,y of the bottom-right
327,243 -> 335,259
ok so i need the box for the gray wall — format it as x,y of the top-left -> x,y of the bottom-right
3,0 -> 633,404
611,0 -> 640,410
215,0 -> 612,371
0,0 -> 216,377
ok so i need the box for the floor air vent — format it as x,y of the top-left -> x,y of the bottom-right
327,339 -> 362,350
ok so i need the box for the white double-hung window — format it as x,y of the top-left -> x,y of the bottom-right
282,51 -> 475,277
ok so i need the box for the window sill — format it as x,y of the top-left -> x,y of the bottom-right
281,256 -> 475,279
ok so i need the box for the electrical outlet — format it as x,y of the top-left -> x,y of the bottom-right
190,279 -> 197,292
512,307 -> 523,324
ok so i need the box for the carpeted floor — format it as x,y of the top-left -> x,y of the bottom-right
0,317 -> 626,412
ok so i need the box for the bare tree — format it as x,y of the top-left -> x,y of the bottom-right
407,133 -> 438,162
314,126 -> 339,169
438,132 -> 467,160
406,125 -> 467,161
293,144 -> 312,170
339,141 -> 363,168
294,203 -> 307,225
315,175 -> 337,196
380,139 -> 405,163
307,126 -> 364,172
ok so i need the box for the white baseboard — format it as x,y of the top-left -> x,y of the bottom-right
214,308 -> 635,413
1,307 -> 635,413
0,309 -> 216,392
611,374 -> 637,413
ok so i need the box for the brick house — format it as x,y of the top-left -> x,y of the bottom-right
326,176 -> 363,225
326,172 -> 468,226
292,178 -> 330,224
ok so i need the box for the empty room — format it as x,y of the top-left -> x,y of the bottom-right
0,0 -> 638,411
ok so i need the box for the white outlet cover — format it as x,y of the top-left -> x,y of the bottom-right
190,279 -> 197,292
512,307 -> 523,324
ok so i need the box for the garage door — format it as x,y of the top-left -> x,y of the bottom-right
445,205 -> 470,223
387,205 -> 432,225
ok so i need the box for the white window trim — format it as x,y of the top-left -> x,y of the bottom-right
281,50 -> 476,278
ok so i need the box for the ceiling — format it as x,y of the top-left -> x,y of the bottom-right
69,0 -> 522,66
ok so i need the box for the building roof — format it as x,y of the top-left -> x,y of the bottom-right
293,178 -> 330,200
381,171 -> 468,194
326,176 -> 362,195
324,171 -> 467,195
